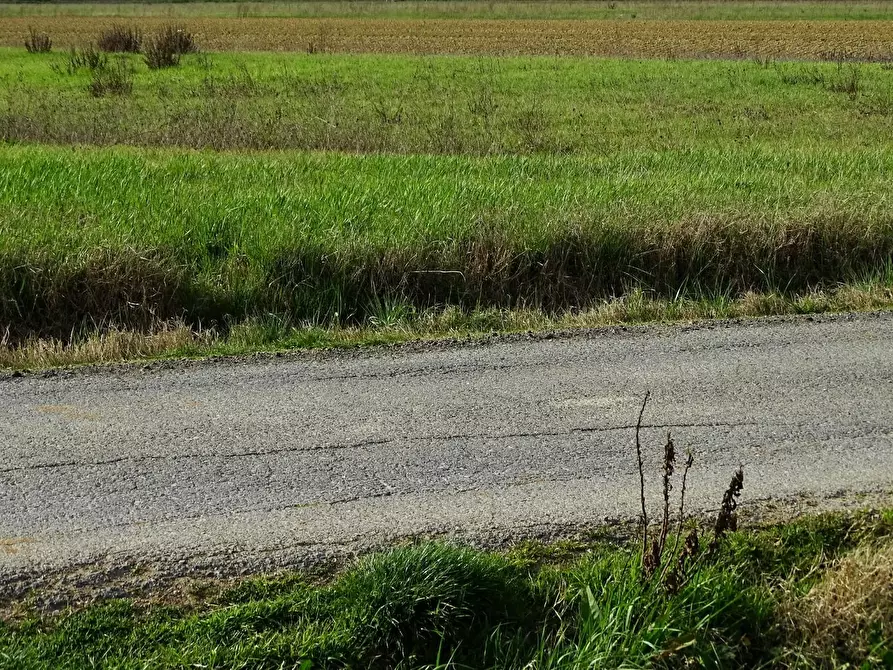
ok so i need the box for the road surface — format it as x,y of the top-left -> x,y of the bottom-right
1,313 -> 892,589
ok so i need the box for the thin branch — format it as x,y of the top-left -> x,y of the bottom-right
635,391 -> 651,565
659,431 -> 675,555
676,451 -> 694,540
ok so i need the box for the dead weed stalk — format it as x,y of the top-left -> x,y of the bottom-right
634,393 -> 745,594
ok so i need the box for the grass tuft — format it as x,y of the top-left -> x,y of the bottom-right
337,543 -> 537,666
142,25 -> 197,69
786,541 -> 893,667
64,44 -> 107,74
87,59 -> 134,97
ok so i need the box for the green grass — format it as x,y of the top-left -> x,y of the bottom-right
3,50 -> 893,152
2,511 -> 891,669
2,142 -> 893,343
3,0 -> 893,20
2,50 -> 893,358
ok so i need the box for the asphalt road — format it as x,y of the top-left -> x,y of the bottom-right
1,313 -> 892,585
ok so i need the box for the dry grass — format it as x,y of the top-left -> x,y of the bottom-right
97,24 -> 142,53
0,325 -> 198,369
23,26 -> 51,53
3,284 -> 891,370
3,17 -> 893,59
786,541 -> 893,667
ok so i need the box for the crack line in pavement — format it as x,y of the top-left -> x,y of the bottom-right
0,420 -> 764,474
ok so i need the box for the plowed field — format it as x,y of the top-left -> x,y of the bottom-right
4,17 -> 893,59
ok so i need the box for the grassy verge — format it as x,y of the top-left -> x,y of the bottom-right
3,1 -> 893,21
2,510 -> 892,668
2,144 -> 892,344
3,284 -> 893,371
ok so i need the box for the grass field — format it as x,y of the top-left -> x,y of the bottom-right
1,2 -> 892,366
4,17 -> 893,58
2,47 -> 893,360
3,143 -> 892,344
2,510 -> 892,668
4,50 -> 893,151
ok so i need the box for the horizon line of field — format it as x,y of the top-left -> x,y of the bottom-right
4,17 -> 893,59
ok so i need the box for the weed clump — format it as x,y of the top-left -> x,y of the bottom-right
24,27 -> 51,53
143,26 -> 198,69
633,392 -> 745,594
97,25 -> 142,54
165,25 -> 198,55
143,37 -> 179,69
65,45 -> 107,75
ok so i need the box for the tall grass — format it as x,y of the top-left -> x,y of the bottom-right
2,52 -> 893,353
2,144 -> 892,343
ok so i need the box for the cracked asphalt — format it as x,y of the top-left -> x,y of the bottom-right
0,313 -> 892,584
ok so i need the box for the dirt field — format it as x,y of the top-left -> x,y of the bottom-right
5,17 -> 893,58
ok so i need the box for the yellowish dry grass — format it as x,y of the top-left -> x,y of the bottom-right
3,284 -> 891,371
3,17 -> 893,58
0,326 -> 198,370
787,541 -> 893,666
